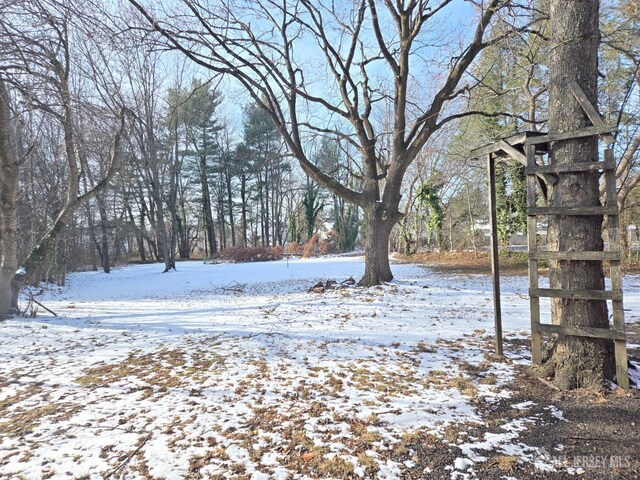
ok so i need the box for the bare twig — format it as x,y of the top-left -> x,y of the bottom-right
537,377 -> 561,391
106,432 -> 152,478
29,297 -> 58,317
220,281 -> 247,293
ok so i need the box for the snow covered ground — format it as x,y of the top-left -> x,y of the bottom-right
1,257 -> 638,479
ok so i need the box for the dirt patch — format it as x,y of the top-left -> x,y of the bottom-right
498,365 -> 640,479
446,335 -> 640,480
398,250 -> 640,276
394,368 -> 640,479
395,251 -> 533,275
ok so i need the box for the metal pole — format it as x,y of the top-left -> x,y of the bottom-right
487,153 -> 503,356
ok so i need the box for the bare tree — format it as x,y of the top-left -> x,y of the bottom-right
0,0 -> 126,302
127,0 -> 522,285
600,2 -> 640,258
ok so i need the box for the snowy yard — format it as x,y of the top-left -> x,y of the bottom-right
1,257 -> 639,479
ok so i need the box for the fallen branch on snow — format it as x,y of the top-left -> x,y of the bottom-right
106,432 -> 152,478
220,281 -> 247,293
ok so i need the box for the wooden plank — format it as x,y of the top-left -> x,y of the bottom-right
603,147 -> 629,388
534,323 -> 626,341
526,160 -> 615,175
497,140 -> 527,165
567,80 -> 616,145
529,260 -> 542,364
529,251 -> 621,261
524,124 -> 618,146
469,142 -> 506,159
614,338 -> 630,389
526,144 -> 542,365
499,140 -> 558,185
487,154 -> 503,356
530,288 -> 622,301
527,206 -> 618,216
468,131 -> 547,159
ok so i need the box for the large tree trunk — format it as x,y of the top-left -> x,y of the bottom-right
0,78 -> 19,317
545,0 -> 614,390
359,204 -> 397,287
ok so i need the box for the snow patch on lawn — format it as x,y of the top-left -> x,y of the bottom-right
1,258 -> 638,478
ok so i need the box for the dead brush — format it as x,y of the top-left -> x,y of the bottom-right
414,341 -> 438,354
221,246 -> 284,263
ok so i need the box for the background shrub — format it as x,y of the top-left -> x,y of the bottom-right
221,246 -> 284,263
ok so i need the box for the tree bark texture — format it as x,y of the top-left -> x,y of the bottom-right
546,0 -> 614,389
0,77 -> 19,316
359,204 -> 400,286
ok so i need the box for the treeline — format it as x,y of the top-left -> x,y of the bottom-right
1,0 -> 638,301
393,0 -> 639,257
0,0 -> 364,291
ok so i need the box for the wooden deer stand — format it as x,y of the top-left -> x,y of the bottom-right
469,81 -> 629,389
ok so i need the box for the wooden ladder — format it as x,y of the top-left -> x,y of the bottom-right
524,142 -> 629,389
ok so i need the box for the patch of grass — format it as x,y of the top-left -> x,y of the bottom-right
308,401 -> 326,417
349,420 -> 382,447
18,451 -> 34,463
488,454 -> 519,471
229,462 -> 246,475
189,450 -> 217,475
213,447 -> 229,461
449,376 -> 479,398
255,359 -> 270,379
393,430 -> 439,457
247,406 -> 281,430
365,413 -> 380,426
421,369 -> 450,389
280,428 -> 334,474
0,384 -> 45,411
357,452 -> 378,474
350,367 -> 418,397
76,348 -> 231,390
414,341 -> 437,354
317,456 -> 355,478
398,250 -> 540,274
75,349 -> 188,389
327,374 -> 344,394
0,402 -> 80,436
479,374 -> 498,385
